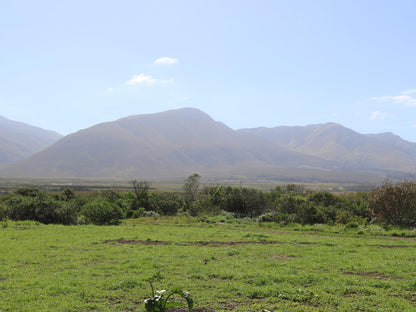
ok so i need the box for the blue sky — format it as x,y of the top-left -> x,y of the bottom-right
1,1 -> 416,142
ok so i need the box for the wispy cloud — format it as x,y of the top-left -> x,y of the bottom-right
106,87 -> 121,93
370,110 -> 388,121
402,89 -> 416,95
125,73 -> 157,85
154,57 -> 178,65
371,90 -> 416,107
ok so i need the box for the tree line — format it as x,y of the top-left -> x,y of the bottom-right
0,175 -> 415,227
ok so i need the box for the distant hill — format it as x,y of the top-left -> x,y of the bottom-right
0,108 -> 331,179
0,115 -> 63,166
2,108 -> 416,183
240,123 -> 416,172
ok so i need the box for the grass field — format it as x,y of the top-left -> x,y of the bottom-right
1,217 -> 416,311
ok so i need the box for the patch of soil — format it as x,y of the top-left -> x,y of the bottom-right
369,244 -> 416,249
103,239 -> 315,246
195,240 -> 284,246
342,271 -> 398,280
270,254 -> 297,261
166,308 -> 214,312
103,239 -> 172,245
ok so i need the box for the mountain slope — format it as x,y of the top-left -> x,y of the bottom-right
240,123 -> 416,172
1,108 -> 330,178
0,115 -> 63,166
3,109 -> 416,181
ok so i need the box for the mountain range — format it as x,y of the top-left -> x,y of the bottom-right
0,115 -> 62,166
1,108 -> 415,183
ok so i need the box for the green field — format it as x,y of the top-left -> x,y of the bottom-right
1,218 -> 416,311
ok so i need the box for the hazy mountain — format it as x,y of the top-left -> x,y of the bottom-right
1,108 -> 330,178
2,109 -> 416,182
0,115 -> 63,166
240,123 -> 416,172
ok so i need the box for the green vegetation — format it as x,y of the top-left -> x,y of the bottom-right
1,218 -> 416,311
1,177 -> 416,310
368,180 -> 416,226
1,177 -> 416,228
144,280 -> 194,312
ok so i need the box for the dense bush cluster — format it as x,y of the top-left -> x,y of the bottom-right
368,180 -> 416,226
1,177 -> 415,227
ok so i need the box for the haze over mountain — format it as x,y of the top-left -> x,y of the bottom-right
240,123 -> 416,173
0,115 -> 63,166
1,108 -> 331,179
1,108 -> 415,183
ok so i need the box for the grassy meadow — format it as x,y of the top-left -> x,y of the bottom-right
1,217 -> 416,311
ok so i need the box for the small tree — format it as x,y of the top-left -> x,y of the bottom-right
183,173 -> 201,208
130,180 -> 150,210
368,180 -> 416,226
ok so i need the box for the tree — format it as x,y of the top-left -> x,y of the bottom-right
368,180 -> 416,226
221,186 -> 266,218
183,173 -> 201,207
129,180 -> 150,210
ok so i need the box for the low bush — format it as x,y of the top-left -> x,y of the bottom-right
81,200 -> 122,225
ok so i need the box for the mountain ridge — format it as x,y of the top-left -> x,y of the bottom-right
0,115 -> 63,166
240,122 -> 416,172
1,108 -> 415,182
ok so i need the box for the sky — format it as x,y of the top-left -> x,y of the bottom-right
1,0 -> 416,142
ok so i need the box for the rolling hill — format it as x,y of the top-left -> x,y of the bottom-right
0,115 -> 63,166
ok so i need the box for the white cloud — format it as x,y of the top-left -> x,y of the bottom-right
371,95 -> 416,107
126,73 -> 157,85
370,90 -> 416,107
412,124 -> 416,128
154,57 -> 178,65
402,89 -> 416,95
370,110 -> 388,121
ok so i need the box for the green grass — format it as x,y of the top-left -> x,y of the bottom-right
1,218 -> 416,311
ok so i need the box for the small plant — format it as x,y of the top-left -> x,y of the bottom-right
144,281 -> 193,312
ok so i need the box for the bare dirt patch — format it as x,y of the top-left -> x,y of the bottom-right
166,308 -> 214,312
103,239 -> 315,246
342,271 -> 399,280
103,239 -> 171,245
270,254 -> 297,261
369,244 -> 416,249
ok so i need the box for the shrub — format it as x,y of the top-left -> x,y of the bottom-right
52,202 -> 79,225
149,192 -> 184,216
81,200 -> 122,225
0,203 -> 8,220
368,180 -> 416,226
221,187 -> 266,217
1,191 -> 58,224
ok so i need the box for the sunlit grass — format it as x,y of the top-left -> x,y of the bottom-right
1,218 -> 415,311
